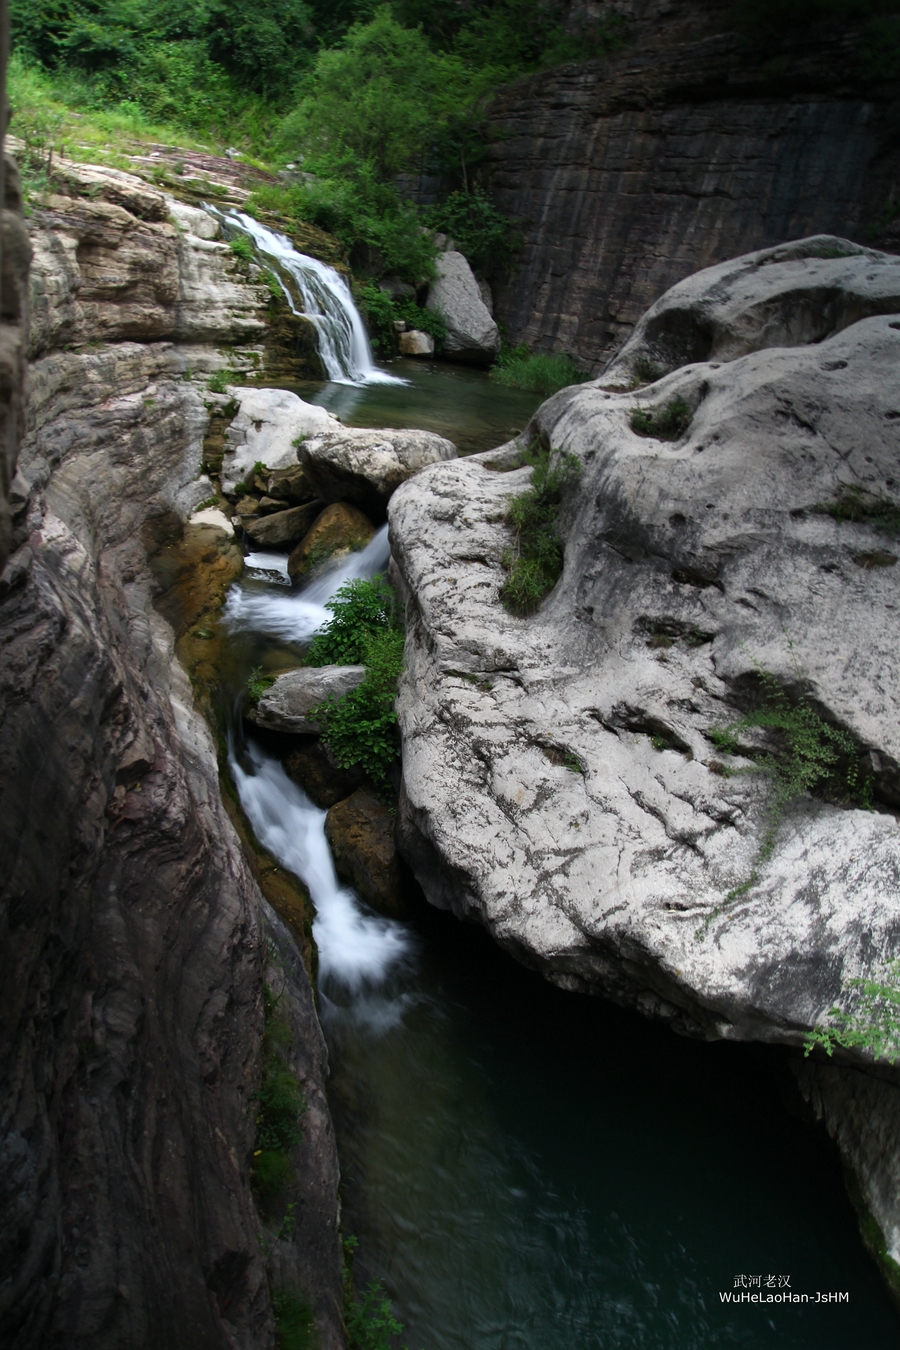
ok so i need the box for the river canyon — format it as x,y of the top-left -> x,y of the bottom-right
2,5 -> 900,1347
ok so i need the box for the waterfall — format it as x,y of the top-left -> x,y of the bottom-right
204,205 -> 404,387
223,525 -> 391,643
225,523 -> 413,998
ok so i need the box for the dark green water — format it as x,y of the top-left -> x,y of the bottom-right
326,905 -> 900,1350
264,359 -> 542,456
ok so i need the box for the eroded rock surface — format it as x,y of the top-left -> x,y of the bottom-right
390,237 -> 900,1260
487,4 -> 900,369
221,388 -> 340,495
298,426 -> 457,521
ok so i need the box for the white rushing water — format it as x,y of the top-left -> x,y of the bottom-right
224,524 -> 391,643
205,205 -> 404,387
226,523 -> 413,998
230,741 -> 412,994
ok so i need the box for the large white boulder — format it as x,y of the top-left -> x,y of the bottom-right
298,426 -> 456,521
390,237 -> 900,1264
249,665 -> 366,734
390,237 -> 900,1045
221,388 -> 340,493
426,251 -> 500,365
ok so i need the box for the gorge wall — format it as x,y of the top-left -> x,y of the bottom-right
0,156 -> 344,1347
488,0 -> 900,369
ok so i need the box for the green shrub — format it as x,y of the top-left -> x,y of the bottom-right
491,347 -> 588,397
208,368 -> 231,394
229,233 -> 255,262
804,959 -> 900,1063
499,445 -> 581,615
426,187 -> 519,276
355,283 -> 448,353
306,575 -> 397,665
315,627 -> 405,786
345,1280 -> 408,1350
305,576 -> 404,785
630,396 -> 692,440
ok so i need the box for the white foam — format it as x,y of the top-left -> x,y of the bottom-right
225,525 -> 391,642
230,739 -> 413,994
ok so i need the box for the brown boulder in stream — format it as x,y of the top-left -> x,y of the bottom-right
287,502 -> 375,584
324,788 -> 405,917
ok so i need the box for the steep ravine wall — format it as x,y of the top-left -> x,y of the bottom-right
0,158 -> 344,1347
488,1 -> 900,369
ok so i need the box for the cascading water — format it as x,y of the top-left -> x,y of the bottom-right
225,524 -> 413,1000
205,204 -> 403,387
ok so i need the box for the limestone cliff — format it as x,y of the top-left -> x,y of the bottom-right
488,0 -> 900,369
0,157 -> 344,1348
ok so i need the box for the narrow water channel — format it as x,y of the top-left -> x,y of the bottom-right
220,536 -> 899,1350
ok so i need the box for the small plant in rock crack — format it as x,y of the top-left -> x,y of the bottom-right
247,666 -> 276,705
252,985 -> 307,1210
804,960 -> 900,1065
815,484 -> 900,537
630,396 -> 692,440
499,445 -> 581,616
208,368 -> 231,394
697,657 -> 872,938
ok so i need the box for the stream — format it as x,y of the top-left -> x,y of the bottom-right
213,220 -> 900,1348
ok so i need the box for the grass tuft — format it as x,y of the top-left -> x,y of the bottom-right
499,445 -> 580,615
490,347 -> 588,397
630,396 -> 692,440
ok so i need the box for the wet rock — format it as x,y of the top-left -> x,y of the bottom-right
425,250 -> 499,365
399,329 -> 435,357
250,665 -> 366,734
298,428 -> 456,521
284,738 -> 367,809
287,502 -> 375,583
2,148 -> 345,1348
324,788 -> 405,917
244,500 -> 323,548
221,387 -> 340,495
267,463 -> 314,504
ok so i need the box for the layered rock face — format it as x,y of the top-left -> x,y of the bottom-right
488,2 -> 900,369
0,159 -> 344,1348
389,238 -> 900,1266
